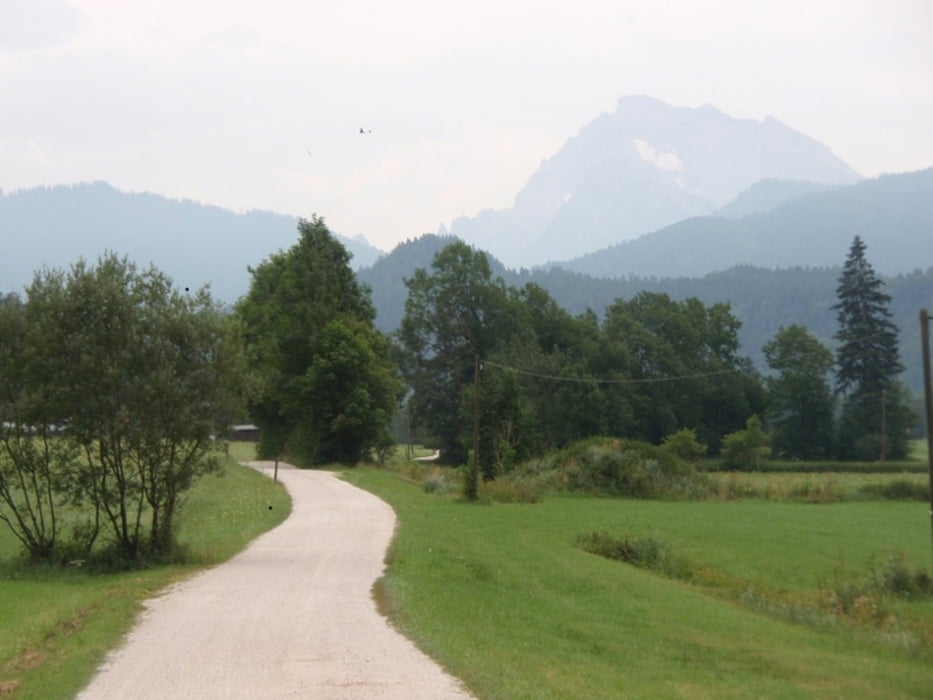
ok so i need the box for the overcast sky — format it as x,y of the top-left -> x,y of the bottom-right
2,0 -> 932,251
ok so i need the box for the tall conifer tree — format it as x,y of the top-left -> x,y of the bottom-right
832,236 -> 911,459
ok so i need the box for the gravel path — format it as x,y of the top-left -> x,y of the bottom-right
78,462 -> 473,699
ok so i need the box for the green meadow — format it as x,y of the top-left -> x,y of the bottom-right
3,438 -> 932,699
0,455 -> 289,699
342,466 -> 933,699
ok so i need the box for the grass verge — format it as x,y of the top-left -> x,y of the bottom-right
342,466 -> 933,698
0,456 -> 290,699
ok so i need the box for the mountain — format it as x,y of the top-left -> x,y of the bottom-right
561,167 -> 933,278
0,182 -> 383,302
713,178 -> 838,218
446,95 -> 862,268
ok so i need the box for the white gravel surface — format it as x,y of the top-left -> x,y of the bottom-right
78,462 -> 473,699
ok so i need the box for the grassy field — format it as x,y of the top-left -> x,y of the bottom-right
341,466 -> 933,698
0,455 -> 289,699
3,438 -> 929,698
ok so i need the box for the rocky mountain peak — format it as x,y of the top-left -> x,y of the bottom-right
447,96 -> 861,268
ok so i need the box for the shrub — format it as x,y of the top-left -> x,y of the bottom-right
721,415 -> 771,470
660,428 -> 708,464
858,480 -> 929,501
825,552 -> 933,622
422,469 -> 455,494
576,530 -> 694,580
516,437 -> 701,498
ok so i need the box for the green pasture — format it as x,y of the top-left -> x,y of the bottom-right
3,438 -> 931,699
0,457 -> 290,699
342,466 -> 933,699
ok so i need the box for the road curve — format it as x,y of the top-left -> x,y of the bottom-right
78,463 -> 472,699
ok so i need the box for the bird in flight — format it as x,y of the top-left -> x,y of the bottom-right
359,127 -> 371,134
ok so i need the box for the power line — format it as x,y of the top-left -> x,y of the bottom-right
480,358 -> 737,386
480,329 -> 904,388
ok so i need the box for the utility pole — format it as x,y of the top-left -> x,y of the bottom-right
880,388 -> 887,462
406,399 -> 412,462
470,354 -> 481,501
920,310 -> 933,558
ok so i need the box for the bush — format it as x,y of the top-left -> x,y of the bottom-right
858,480 -> 929,501
661,428 -> 708,464
576,531 -> 694,580
422,469 -> 455,494
826,551 -> 933,621
721,415 -> 771,470
518,437 -> 700,498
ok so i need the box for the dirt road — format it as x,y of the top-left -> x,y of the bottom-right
78,463 -> 473,699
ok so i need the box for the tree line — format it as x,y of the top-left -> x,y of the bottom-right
0,219 -> 917,561
237,220 -> 915,473
396,235 -> 913,475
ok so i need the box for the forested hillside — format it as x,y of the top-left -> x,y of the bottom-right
0,182 -> 382,301
561,168 -> 933,278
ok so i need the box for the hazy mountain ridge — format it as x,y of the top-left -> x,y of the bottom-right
447,95 -> 862,267
714,179 -> 839,218
0,182 -> 383,301
561,167 -> 933,278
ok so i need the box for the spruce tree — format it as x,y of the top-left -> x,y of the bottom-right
832,236 -> 911,459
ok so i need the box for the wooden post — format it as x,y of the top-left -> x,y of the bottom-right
920,310 -> 933,559
470,354 -> 480,501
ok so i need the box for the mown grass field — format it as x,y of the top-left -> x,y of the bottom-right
2,438 -> 930,698
341,466 -> 933,699
0,454 -> 289,699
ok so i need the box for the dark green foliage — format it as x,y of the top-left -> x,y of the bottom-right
398,241 -> 510,465
363,242 -> 933,398
304,320 -> 400,464
1,255 -> 245,563
857,480 -> 929,501
763,325 -> 836,459
660,428 -> 708,464
237,216 -> 401,465
516,436 -> 702,498
833,237 -> 913,459
720,415 -> 771,469
399,245 -> 765,473
602,293 -> 765,450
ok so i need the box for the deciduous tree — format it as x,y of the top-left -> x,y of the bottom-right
1,256 -> 245,562
237,216 -> 400,465
398,242 -> 510,465
763,324 -> 835,459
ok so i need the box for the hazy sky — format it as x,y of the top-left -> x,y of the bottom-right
2,0 -> 932,251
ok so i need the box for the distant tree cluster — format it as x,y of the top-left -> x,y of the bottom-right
398,241 -> 767,476
0,255 -> 245,564
398,236 -> 915,474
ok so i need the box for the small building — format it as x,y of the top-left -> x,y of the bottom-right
230,423 -> 260,442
